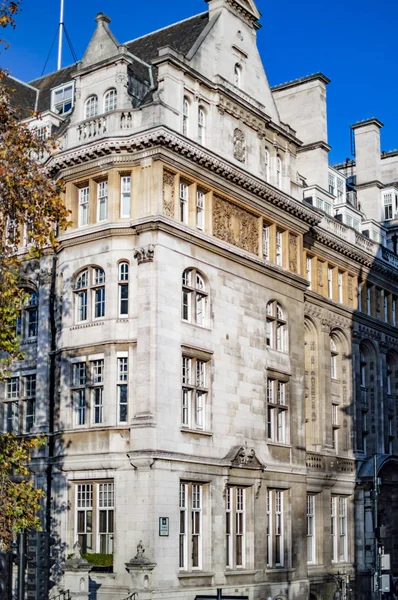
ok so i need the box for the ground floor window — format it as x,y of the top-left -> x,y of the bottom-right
75,481 -> 114,556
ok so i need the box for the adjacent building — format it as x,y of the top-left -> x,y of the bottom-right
2,0 -> 398,598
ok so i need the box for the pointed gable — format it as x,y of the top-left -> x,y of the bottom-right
206,0 -> 261,28
81,13 -> 120,68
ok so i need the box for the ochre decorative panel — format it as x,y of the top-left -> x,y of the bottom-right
163,170 -> 175,217
213,195 -> 259,255
289,233 -> 298,273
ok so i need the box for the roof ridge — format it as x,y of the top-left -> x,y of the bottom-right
5,73 -> 38,92
123,11 -> 207,46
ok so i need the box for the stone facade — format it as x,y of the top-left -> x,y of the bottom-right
3,1 -> 398,599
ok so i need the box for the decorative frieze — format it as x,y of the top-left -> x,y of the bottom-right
213,195 -> 259,255
289,233 -> 298,273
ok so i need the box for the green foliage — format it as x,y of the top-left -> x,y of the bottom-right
82,553 -> 113,567
0,433 -> 45,549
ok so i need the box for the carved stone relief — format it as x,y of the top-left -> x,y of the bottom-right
348,276 -> 353,302
289,233 -> 298,273
233,128 -> 246,163
134,245 -> 155,265
213,195 -> 259,255
162,170 -> 175,217
317,263 -> 323,288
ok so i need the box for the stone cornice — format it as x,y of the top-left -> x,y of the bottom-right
297,140 -> 331,154
311,226 -> 398,281
50,126 -> 321,228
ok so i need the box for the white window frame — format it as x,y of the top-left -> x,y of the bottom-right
181,355 -> 208,431
266,301 -> 287,352
183,97 -> 190,136
267,378 -> 288,444
85,95 -> 98,119
331,496 -> 348,563
307,494 -> 316,564
117,355 -> 128,423
226,487 -> 245,569
338,272 -> 343,303
97,482 -> 114,554
198,107 -> 206,145
120,176 -> 131,218
97,181 -> 108,222
179,482 -> 203,571
263,225 -> 270,261
118,262 -> 129,317
276,157 -> 282,188
264,148 -> 270,183
306,256 -> 312,290
276,230 -> 283,267
104,88 -> 117,113
179,182 -> 189,224
196,190 -> 205,231
383,193 -> 393,220
328,267 -> 333,299
182,269 -> 208,327
267,489 -> 284,567
78,186 -> 89,227
234,63 -> 242,88
51,82 -> 74,115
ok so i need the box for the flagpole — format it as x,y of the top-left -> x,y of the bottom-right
57,0 -> 64,70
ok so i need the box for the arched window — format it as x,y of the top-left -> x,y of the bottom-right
276,156 -> 282,188
74,267 -> 105,323
104,88 -> 117,113
85,95 -> 98,119
183,97 -> 190,136
198,106 -> 206,145
16,289 -> 38,340
264,148 -> 270,182
182,268 -> 208,326
234,63 -> 242,88
266,301 -> 287,352
118,262 -> 129,317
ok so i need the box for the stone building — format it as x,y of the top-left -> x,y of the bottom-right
2,0 -> 398,598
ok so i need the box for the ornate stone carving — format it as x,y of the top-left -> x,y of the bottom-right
213,195 -> 259,255
288,233 -> 298,273
233,128 -> 246,163
39,268 -> 52,285
134,244 -> 155,265
317,264 -> 323,288
229,442 -> 265,470
162,169 -> 175,217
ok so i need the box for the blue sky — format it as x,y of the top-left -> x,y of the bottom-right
2,0 -> 397,164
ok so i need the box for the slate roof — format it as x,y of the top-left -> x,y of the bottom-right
3,12 -> 209,118
125,13 -> 209,64
2,74 -> 37,118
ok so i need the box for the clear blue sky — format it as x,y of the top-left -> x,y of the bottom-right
2,0 -> 398,164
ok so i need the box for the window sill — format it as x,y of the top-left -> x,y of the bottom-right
224,569 -> 258,576
181,320 -> 211,332
180,427 -> 213,437
267,441 -> 291,448
266,567 -> 295,574
178,572 -> 214,579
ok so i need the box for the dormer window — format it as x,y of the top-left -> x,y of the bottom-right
52,82 -> 74,116
234,64 -> 242,88
85,95 -> 98,119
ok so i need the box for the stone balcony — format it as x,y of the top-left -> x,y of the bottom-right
66,110 -> 137,147
306,452 -> 356,475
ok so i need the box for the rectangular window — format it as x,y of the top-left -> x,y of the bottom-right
117,357 -> 128,422
179,182 -> 189,224
276,230 -> 283,267
196,190 -> 205,230
384,293 -> 389,322
267,379 -> 288,444
94,287 -> 105,319
6,377 -> 19,399
97,181 -> 108,222
119,284 -> 129,317
331,496 -> 348,562
120,176 -> 131,218
366,286 -> 371,316
226,487 -> 245,569
72,362 -> 87,426
328,172 -> 335,196
24,374 -> 36,433
179,482 -> 203,570
6,402 -> 19,433
181,356 -> 208,430
328,267 -> 333,299
307,495 -> 316,564
306,256 -> 312,290
91,359 -> 104,425
338,272 -> 343,303
336,177 -> 344,200
393,297 -> 397,326
78,187 -> 89,227
384,193 -> 393,220
98,482 -> 114,554
332,404 -> 339,453
263,225 -> 270,261
76,483 -> 93,553
267,489 -> 284,567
